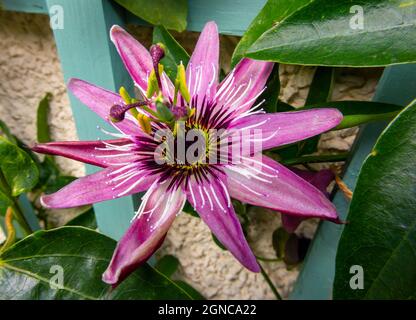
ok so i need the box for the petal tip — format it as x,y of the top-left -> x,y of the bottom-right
109,24 -> 124,41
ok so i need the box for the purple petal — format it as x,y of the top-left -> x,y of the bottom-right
68,78 -> 141,136
231,109 -> 343,151
103,183 -> 186,286
185,173 -> 259,272
41,166 -> 156,209
110,25 -> 174,100
186,21 -> 219,104
216,58 -> 273,117
225,154 -> 338,219
110,25 -> 152,95
281,168 -> 335,233
32,139 -> 137,168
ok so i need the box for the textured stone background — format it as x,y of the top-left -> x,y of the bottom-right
0,12 -> 382,299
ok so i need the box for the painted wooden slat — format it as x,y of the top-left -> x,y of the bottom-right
125,0 -> 268,36
5,0 -> 267,36
2,0 -> 48,14
45,0 -> 138,240
290,64 -> 416,300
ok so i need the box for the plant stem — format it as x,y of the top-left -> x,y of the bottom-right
258,262 -> 282,300
11,199 -> 33,235
280,152 -> 349,166
0,170 -> 32,235
0,207 -> 16,254
255,255 -> 280,262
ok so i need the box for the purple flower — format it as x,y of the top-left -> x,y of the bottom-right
32,22 -> 342,286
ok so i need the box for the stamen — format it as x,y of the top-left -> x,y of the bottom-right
109,101 -> 148,122
203,186 -> 214,211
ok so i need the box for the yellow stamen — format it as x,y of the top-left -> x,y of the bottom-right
176,63 -> 191,103
138,114 -> 152,134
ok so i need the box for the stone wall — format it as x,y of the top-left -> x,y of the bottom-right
0,11 -> 382,299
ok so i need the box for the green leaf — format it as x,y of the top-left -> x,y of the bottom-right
305,67 -> 334,106
65,207 -> 97,230
155,255 -> 180,278
44,175 -> 77,194
0,189 -> 13,216
36,93 -> 52,143
272,227 -> 289,259
183,201 -> 199,218
0,227 -> 192,299
257,64 -> 281,113
246,0 -> 416,66
212,233 -> 227,251
231,0 -> 312,67
174,281 -> 205,300
333,99 -> 416,299
0,120 -> 18,145
298,101 -> 404,130
114,0 -> 188,32
0,137 -> 39,197
153,26 -> 190,81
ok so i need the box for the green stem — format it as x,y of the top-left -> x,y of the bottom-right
280,152 -> 349,166
259,262 -> 282,300
255,255 -> 281,262
0,170 -> 32,235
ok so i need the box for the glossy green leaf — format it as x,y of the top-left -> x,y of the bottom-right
231,0 -> 312,67
183,201 -> 199,218
246,0 -> 416,66
0,189 -> 13,216
174,281 -> 205,300
65,207 -> 97,229
299,101 -> 403,130
0,120 -> 18,145
257,64 -> 281,113
153,26 -> 189,81
333,99 -> 416,299
155,255 -> 179,278
114,0 -> 188,32
0,137 -> 39,197
298,68 -> 335,155
305,67 -> 334,106
0,227 -> 192,299
36,93 -> 52,143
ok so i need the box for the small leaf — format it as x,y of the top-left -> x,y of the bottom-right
299,101 -> 403,130
272,227 -> 290,259
212,233 -> 227,251
305,67 -> 334,106
231,0 -> 312,67
246,0 -> 416,66
333,99 -> 416,299
0,137 -> 39,197
183,201 -> 199,218
0,227 -> 192,299
36,93 -> 52,143
257,64 -> 281,113
44,175 -> 77,194
155,255 -> 180,278
0,190 -> 13,217
114,0 -> 188,32
0,120 -> 18,145
153,26 -> 190,81
65,207 -> 97,230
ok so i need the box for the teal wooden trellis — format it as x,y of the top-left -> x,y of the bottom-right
4,0 -> 416,299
